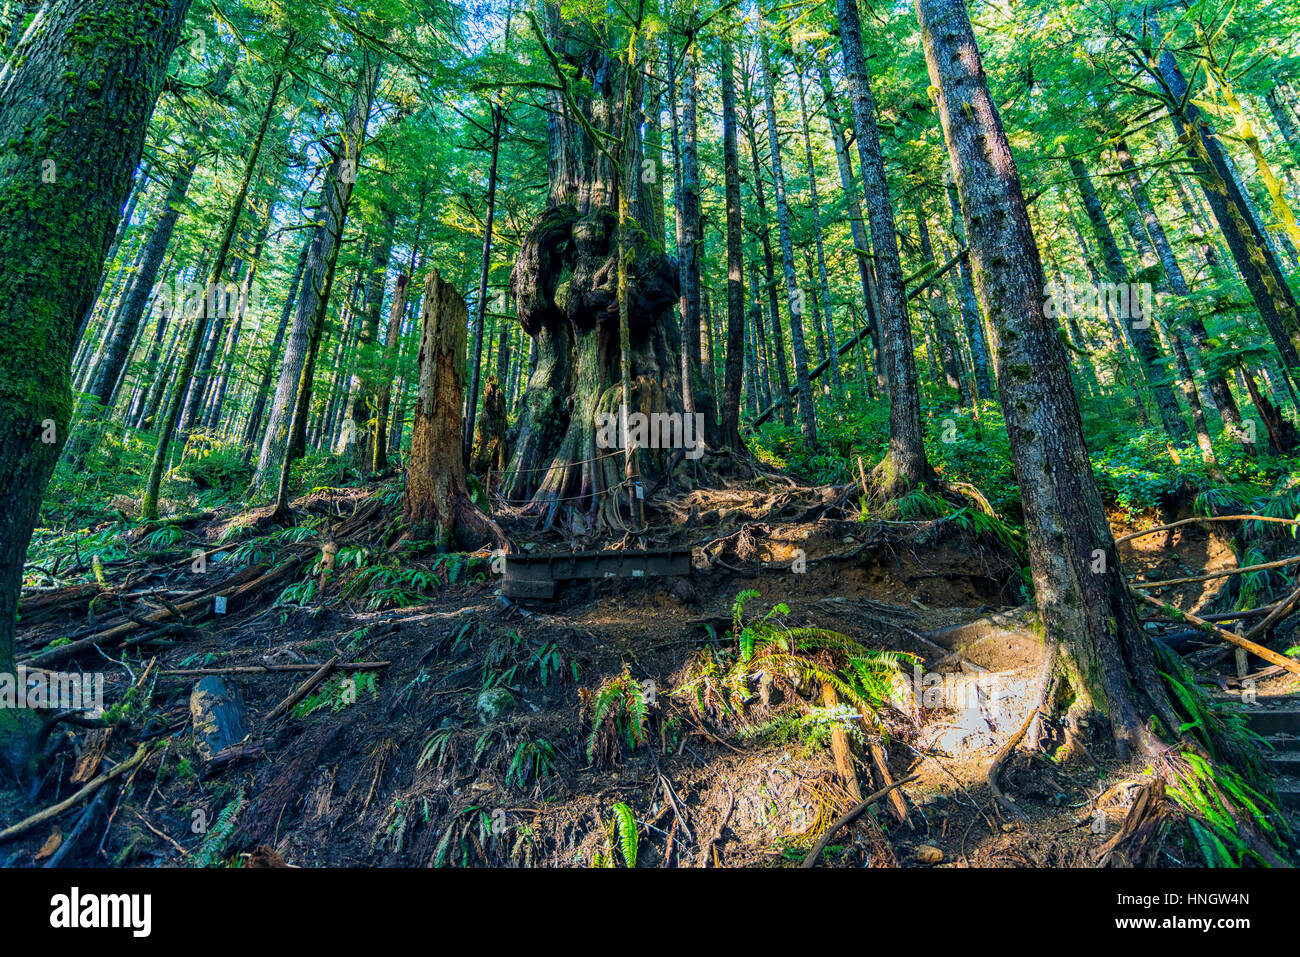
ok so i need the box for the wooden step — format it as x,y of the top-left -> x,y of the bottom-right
1274,781 -> 1300,811
1242,708 -> 1300,735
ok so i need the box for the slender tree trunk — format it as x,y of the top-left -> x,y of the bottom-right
374,192 -> 426,472
743,87 -> 790,423
943,172 -> 994,398
243,234 -> 308,457
719,34 -> 746,451
916,206 -> 969,403
144,55 -> 293,518
676,34 -> 717,445
795,57 -> 842,399
251,55 -> 380,500
816,54 -> 887,393
1154,49 -> 1300,377
1113,140 -> 1226,477
463,105 -> 502,465
838,0 -> 930,492
1070,157 -> 1189,442
918,0 -> 1179,759
760,20 -> 817,444
78,158 -> 197,415
76,161 -> 148,346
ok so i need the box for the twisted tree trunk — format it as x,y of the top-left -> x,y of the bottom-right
503,12 -> 680,530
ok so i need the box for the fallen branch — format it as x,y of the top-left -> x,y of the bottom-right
160,660 -> 390,677
264,654 -> 340,722
1243,581 -> 1300,641
1129,553 -> 1300,590
0,744 -> 150,844
1114,514 -> 1300,545
1131,592 -> 1300,675
800,775 -> 919,869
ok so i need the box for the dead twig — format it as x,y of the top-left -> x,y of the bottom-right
0,744 -> 150,844
264,655 -> 341,722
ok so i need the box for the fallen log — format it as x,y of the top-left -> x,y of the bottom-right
20,556 -> 303,669
190,676 -> 250,763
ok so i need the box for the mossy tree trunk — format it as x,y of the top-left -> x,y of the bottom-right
503,11 -> 680,531
0,0 -> 191,774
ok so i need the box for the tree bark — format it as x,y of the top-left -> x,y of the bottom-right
503,12 -> 680,528
918,0 -> 1179,758
1070,157 -> 1189,442
816,54 -> 887,394
1113,140 -> 1224,478
838,0 -> 930,493
145,52 -> 292,517
943,171 -> 994,398
405,270 -> 503,549
675,34 -> 718,446
1153,49 -> 1300,378
760,19 -> 817,444
719,34 -> 747,452
795,55 -> 842,399
372,271 -> 410,474
464,104 -> 503,466
0,0 -> 190,774
740,68 -> 792,425
251,54 -> 380,497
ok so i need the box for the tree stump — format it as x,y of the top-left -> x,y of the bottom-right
404,270 -> 504,549
470,375 -> 510,486
190,676 -> 249,763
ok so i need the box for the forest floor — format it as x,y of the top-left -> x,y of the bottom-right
3,475 -> 1296,868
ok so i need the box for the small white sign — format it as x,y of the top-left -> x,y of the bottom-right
214,596 -> 227,615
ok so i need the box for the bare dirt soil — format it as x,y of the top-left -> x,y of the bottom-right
2,479 -> 1292,868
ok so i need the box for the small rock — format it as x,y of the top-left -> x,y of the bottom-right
669,578 -> 698,605
476,687 -> 515,723
915,845 -> 944,865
